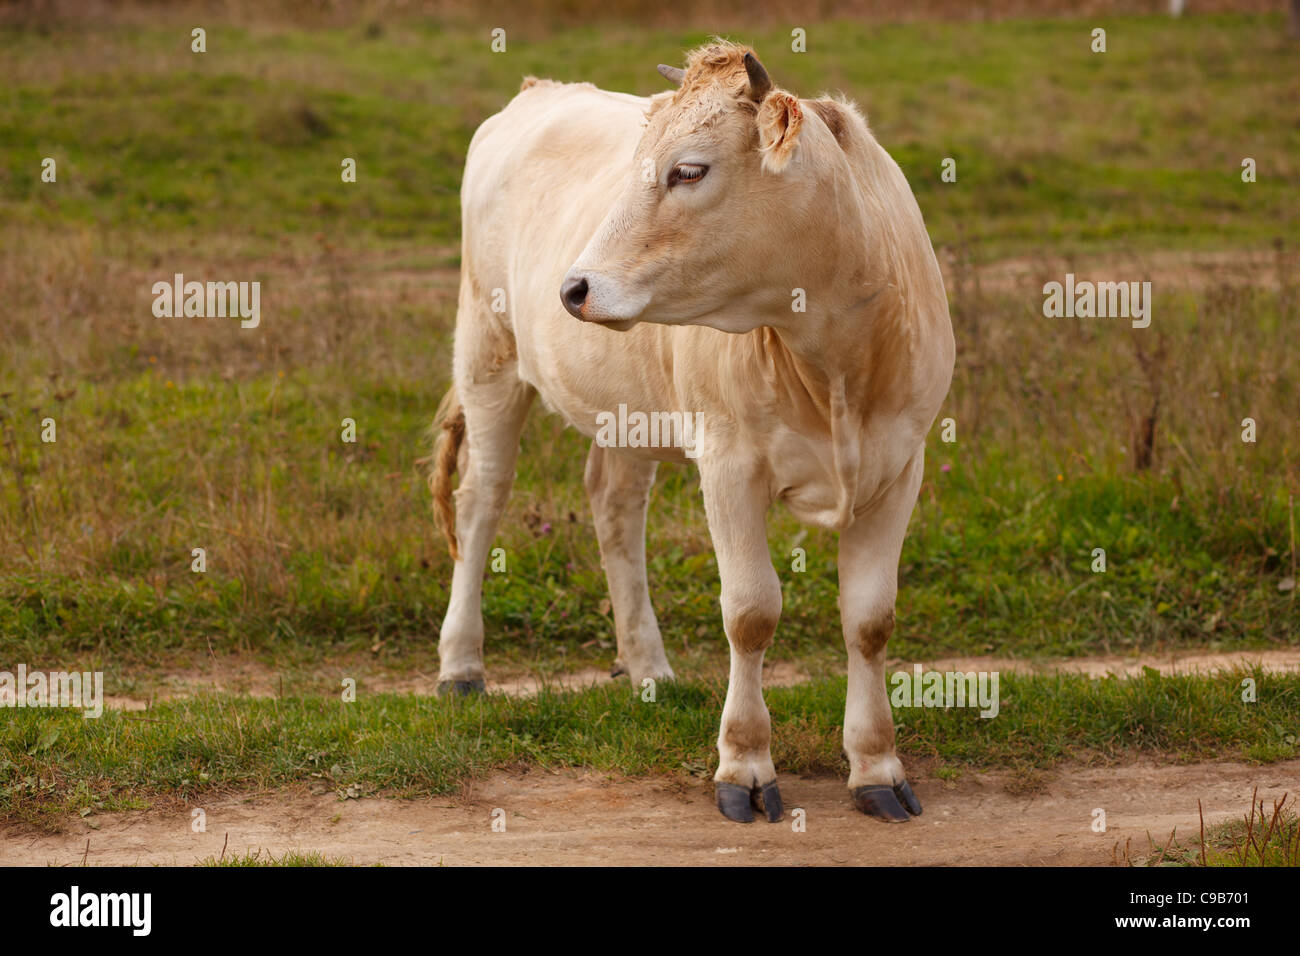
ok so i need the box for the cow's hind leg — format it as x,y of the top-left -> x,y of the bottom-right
838,448 -> 926,821
434,326 -> 534,696
701,461 -> 783,823
584,444 -> 674,685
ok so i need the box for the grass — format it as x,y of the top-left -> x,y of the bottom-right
200,849 -> 361,866
1,667 -> 1295,828
2,15 -> 1296,681
0,8 -> 1297,826
1116,789 -> 1300,866
2,15 -> 1298,258
1200,791 -> 1300,867
0,264 -> 1294,687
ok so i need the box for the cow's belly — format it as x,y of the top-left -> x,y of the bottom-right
516,319 -> 693,464
508,251 -> 691,464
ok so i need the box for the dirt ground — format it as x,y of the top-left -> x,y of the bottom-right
97,647 -> 1300,711
5,758 -> 1296,867
7,648 -> 1293,866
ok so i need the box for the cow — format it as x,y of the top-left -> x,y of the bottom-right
429,41 -> 955,823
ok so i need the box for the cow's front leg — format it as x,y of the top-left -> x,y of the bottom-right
701,459 -> 783,823
838,448 -> 926,822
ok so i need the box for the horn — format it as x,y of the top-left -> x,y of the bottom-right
743,51 -> 771,101
657,64 -> 685,85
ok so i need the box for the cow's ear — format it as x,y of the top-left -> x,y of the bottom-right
756,91 -> 803,173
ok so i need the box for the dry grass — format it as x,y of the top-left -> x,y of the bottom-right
1,11 -> 1295,675
2,224 -> 1294,626
3,0 -> 1286,31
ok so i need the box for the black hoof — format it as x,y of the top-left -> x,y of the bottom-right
894,780 -> 923,817
716,782 -> 754,823
436,679 -> 485,697
609,660 -> 628,679
715,780 -> 783,823
851,784 -> 911,823
758,780 -> 784,822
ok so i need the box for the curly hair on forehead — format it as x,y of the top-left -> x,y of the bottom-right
678,39 -> 762,99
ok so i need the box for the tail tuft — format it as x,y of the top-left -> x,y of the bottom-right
428,385 -> 465,561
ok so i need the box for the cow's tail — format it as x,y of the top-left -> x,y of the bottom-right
428,384 -> 466,561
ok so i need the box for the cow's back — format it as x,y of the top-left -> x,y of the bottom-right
461,80 -> 645,297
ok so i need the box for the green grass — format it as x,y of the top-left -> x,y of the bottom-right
1,314 -> 1294,686
3,15 -> 1299,257
0,10 -> 1297,823
2,668 -> 1295,827
0,10 -> 1296,687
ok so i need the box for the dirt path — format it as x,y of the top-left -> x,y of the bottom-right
95,648 -> 1300,712
5,758 -> 1295,867
293,243 -> 1297,312
937,245 -> 1298,297
919,648 -> 1300,678
42,646 -> 1290,866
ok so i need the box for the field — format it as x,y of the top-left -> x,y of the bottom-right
0,2 -> 1297,866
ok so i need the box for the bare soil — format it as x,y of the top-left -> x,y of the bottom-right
19,639 -> 1294,866
938,245 -> 1299,296
4,758 -> 1295,867
96,648 -> 1300,712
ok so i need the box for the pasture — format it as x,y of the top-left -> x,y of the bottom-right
0,2 -> 1297,866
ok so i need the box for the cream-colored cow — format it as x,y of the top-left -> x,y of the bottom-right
430,42 -> 954,823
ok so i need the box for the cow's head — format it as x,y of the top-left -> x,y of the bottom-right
561,42 -> 854,333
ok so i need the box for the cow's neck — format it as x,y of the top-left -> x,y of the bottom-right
746,207 -> 920,527
773,142 -> 919,400
725,137 -> 937,525
784,306 -> 903,522
763,214 -> 914,399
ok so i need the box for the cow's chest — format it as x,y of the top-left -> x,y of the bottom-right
753,416 -> 922,529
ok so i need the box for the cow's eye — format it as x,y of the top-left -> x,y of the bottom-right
669,163 -> 708,186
